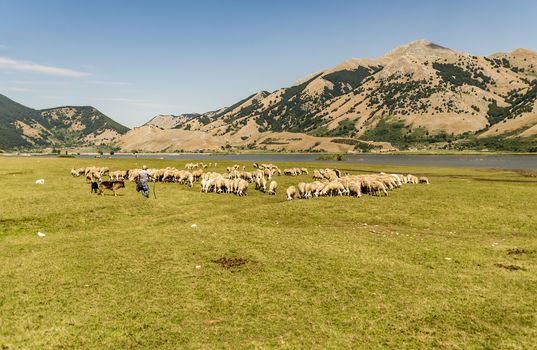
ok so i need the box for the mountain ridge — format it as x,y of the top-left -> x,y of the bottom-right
0,94 -> 130,150
124,40 -> 537,152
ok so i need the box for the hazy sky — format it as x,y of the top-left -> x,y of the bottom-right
1,0 -> 536,127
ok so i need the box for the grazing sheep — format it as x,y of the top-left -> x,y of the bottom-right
305,182 -> 318,199
406,174 -> 419,184
75,167 -> 86,176
260,177 -> 267,192
192,169 -> 204,181
268,180 -> 277,195
263,168 -> 273,180
237,179 -> 248,196
419,176 -> 430,184
86,170 -> 101,183
214,176 -> 225,193
297,182 -> 307,198
312,169 -> 323,180
320,181 -> 344,197
313,181 -> 327,197
348,181 -> 362,197
370,180 -> 388,196
100,167 -> 110,176
286,186 -> 297,200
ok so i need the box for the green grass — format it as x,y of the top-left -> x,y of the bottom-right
1,157 -> 537,349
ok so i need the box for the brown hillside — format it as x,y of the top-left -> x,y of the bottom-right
120,40 -> 537,152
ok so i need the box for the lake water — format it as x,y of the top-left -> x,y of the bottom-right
71,153 -> 537,170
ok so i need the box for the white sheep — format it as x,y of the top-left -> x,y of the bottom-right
268,180 -> 277,195
286,186 -> 297,200
419,176 -> 430,184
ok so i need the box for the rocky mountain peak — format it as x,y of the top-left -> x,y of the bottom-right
384,39 -> 453,59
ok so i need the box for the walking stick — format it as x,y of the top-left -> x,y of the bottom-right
153,180 -> 157,199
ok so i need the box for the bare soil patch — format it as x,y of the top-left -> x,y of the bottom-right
212,257 -> 249,270
494,263 -> 527,271
507,248 -> 535,256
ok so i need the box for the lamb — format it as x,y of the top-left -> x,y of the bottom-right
286,185 -> 297,200
268,180 -> 277,195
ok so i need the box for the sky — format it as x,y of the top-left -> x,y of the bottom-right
1,0 -> 536,127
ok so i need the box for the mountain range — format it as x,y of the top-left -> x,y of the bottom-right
2,40 -> 537,152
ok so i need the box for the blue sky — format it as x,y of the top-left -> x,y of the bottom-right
1,0 -> 536,127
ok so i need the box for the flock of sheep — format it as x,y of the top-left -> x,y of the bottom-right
71,162 -> 429,200
285,170 -> 428,200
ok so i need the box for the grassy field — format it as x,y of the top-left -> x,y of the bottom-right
1,156 -> 536,349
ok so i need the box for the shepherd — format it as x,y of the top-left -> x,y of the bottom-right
137,165 -> 150,198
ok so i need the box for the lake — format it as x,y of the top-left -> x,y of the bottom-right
69,153 -> 537,170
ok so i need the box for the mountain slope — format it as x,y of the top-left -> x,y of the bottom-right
122,40 -> 537,152
0,94 -> 53,149
0,94 -> 129,150
40,106 -> 129,146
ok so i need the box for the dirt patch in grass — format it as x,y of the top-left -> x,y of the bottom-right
0,171 -> 27,178
212,257 -> 249,270
494,263 -> 527,271
507,248 -> 535,255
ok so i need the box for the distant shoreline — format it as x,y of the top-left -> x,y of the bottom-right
2,151 -> 536,171
2,150 -> 537,157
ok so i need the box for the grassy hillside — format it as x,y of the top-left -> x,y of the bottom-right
0,94 -> 49,149
41,106 -> 130,135
1,157 -> 536,348
0,93 -> 129,150
40,106 -> 129,146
